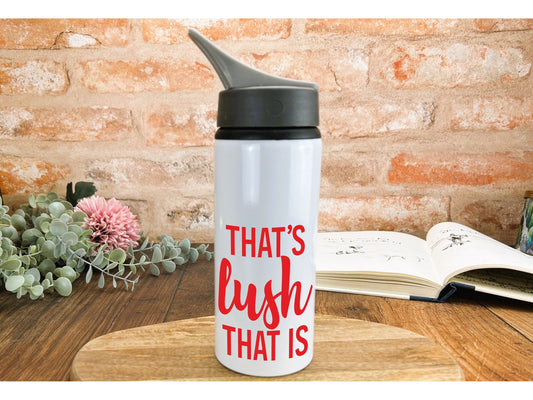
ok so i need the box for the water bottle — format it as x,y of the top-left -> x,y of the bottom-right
189,29 -> 322,377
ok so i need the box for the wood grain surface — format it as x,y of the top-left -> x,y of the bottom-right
0,248 -> 532,381
70,315 -> 464,381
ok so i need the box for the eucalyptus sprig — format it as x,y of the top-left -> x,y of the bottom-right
0,188 -> 211,300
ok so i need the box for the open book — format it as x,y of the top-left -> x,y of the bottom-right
315,222 -> 533,302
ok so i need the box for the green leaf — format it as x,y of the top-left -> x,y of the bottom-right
109,248 -> 127,264
66,258 -> 77,269
167,247 -> 180,259
139,237 -> 150,250
1,226 -> 18,240
41,240 -> 56,258
1,237 -> 12,251
11,214 -> 26,231
93,251 -> 105,267
76,256 -> 85,271
35,215 -> 51,231
189,248 -> 199,263
48,202 -> 66,218
85,266 -> 93,284
25,268 -> 40,283
61,231 -> 78,247
40,221 -> 50,233
65,182 -> 97,206
23,274 -> 35,286
49,220 -> 68,236
98,272 -> 105,288
21,228 -> 43,244
68,224 -> 83,236
162,260 -> 176,273
30,285 -> 43,298
37,258 -> 56,275
47,192 -> 59,201
28,193 -> 36,208
57,266 -> 77,282
18,255 -> 29,267
74,248 -> 86,258
178,239 -> 191,253
53,242 -> 66,258
1,258 -> 22,271
105,261 -> 117,272
5,275 -> 25,292
61,200 -> 74,211
150,263 -> 160,276
151,246 -> 162,264
72,211 -> 87,224
54,277 -> 72,296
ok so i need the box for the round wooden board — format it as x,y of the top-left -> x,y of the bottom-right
71,314 -> 463,381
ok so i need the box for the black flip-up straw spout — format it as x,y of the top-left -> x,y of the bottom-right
188,28 -> 319,128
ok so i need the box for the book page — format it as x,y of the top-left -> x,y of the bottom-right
452,269 -> 533,303
426,222 -> 533,285
315,231 -> 440,283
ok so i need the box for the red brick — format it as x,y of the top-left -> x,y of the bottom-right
0,19 -> 129,49
457,199 -> 524,245
78,59 -> 213,93
378,44 -> 530,88
0,157 -> 69,194
0,60 -> 68,95
155,197 -> 214,242
86,158 -> 173,186
238,48 -> 368,91
144,106 -> 216,147
0,107 -> 132,141
319,196 -> 450,237
450,97 -> 533,131
321,101 -> 435,137
166,197 -> 214,231
142,19 -> 291,43
389,152 -> 533,186
305,19 -> 460,36
86,154 -> 213,189
321,152 -> 381,189
474,19 -> 533,32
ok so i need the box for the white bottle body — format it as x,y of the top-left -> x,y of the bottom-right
214,138 -> 322,377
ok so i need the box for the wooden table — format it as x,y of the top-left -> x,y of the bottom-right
1,249 -> 532,381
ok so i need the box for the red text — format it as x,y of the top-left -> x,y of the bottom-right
218,255 -> 313,330
225,225 -> 305,258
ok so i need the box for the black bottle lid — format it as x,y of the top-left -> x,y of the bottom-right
188,29 -> 319,129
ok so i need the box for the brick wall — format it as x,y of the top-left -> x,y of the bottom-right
1,18 -> 532,245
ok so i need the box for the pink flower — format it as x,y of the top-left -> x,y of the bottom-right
75,196 -> 141,251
